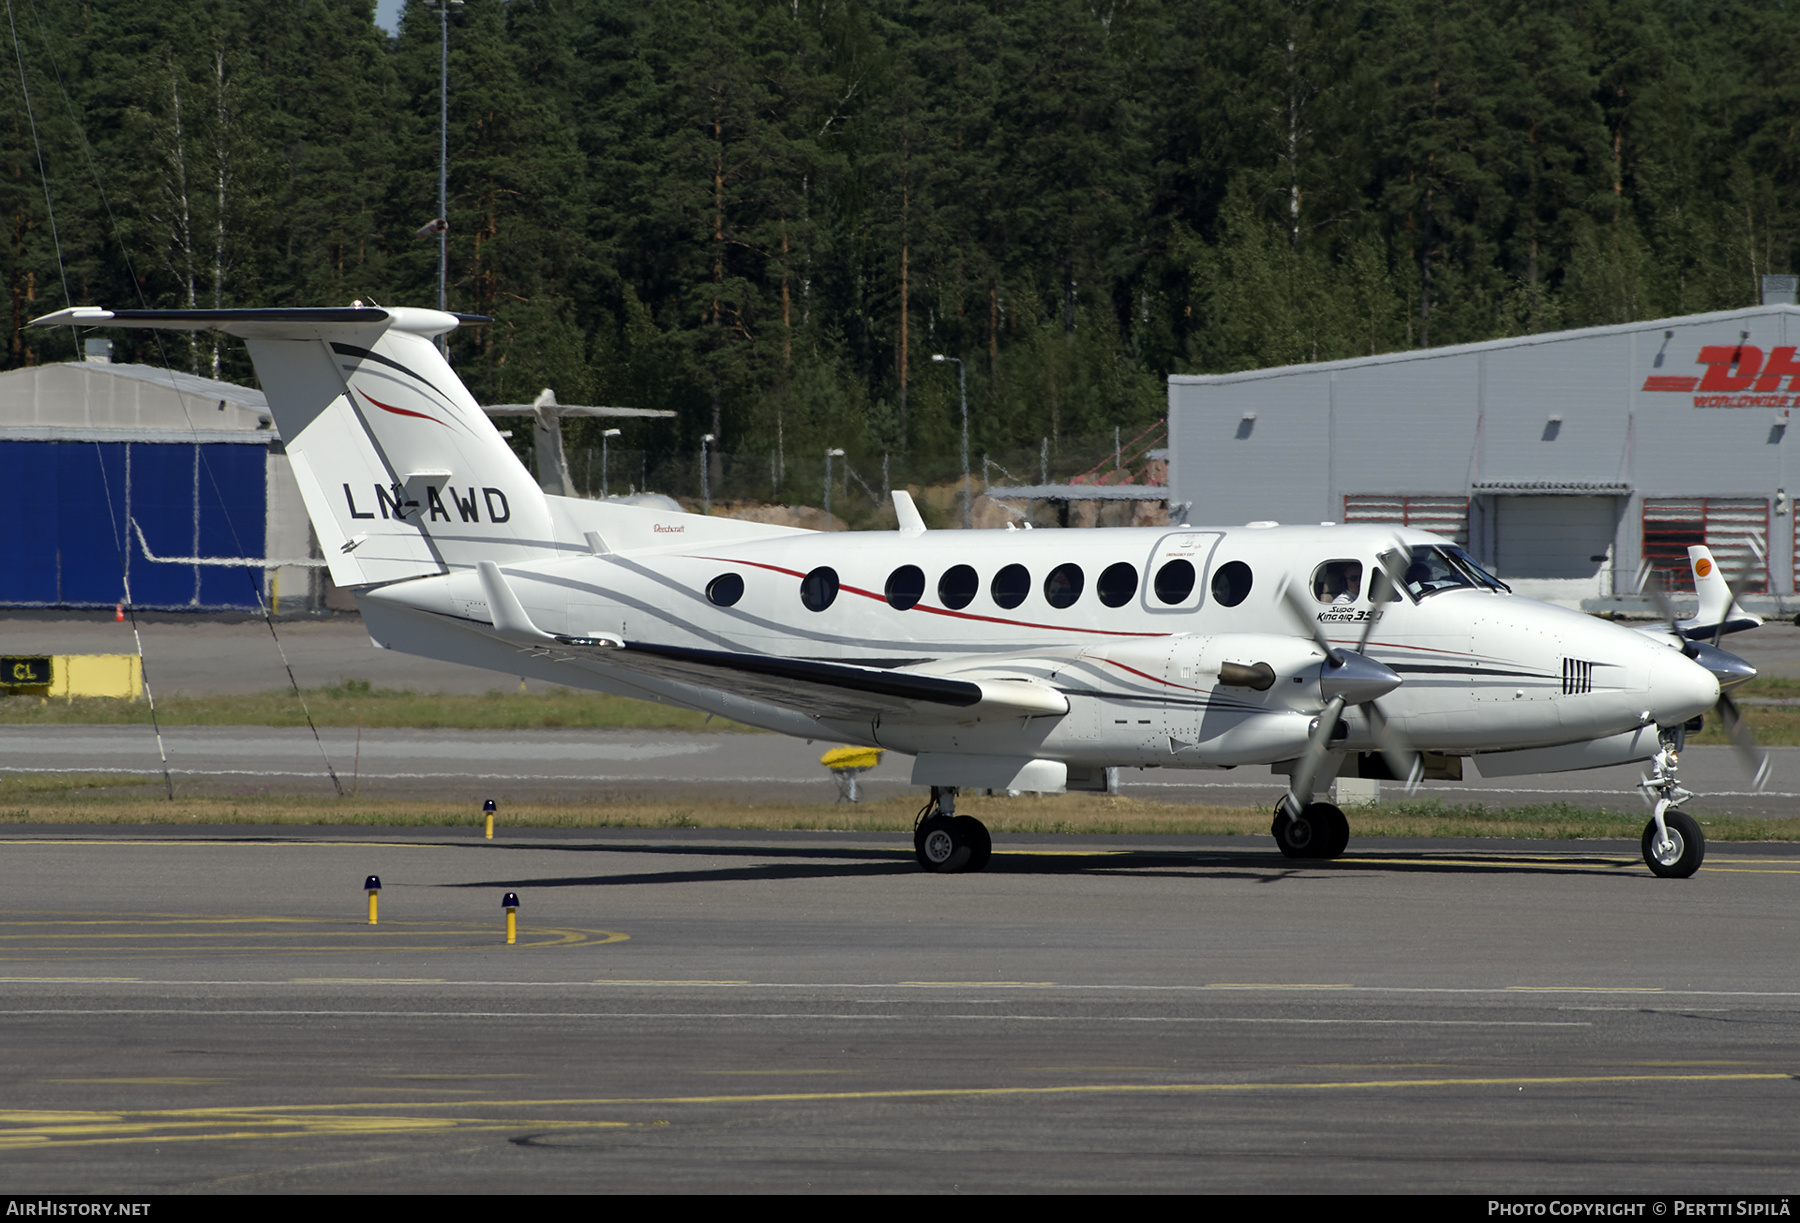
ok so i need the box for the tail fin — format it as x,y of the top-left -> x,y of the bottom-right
31,307 -> 557,588
1682,544 -> 1763,638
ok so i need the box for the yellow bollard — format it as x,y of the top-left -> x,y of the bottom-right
483,798 -> 496,840
502,892 -> 519,945
364,875 -> 381,925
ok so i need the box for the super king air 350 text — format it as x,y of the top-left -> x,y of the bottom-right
34,305 -> 1766,879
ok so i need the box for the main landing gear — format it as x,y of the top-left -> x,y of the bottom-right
1271,800 -> 1350,860
1639,736 -> 1705,879
914,787 -> 992,874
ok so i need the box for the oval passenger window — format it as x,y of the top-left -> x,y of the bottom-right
938,564 -> 978,610
1209,560 -> 1253,607
1044,563 -> 1085,609
1097,562 -> 1137,608
885,565 -> 925,610
706,573 -> 744,607
1154,558 -> 1197,605
991,563 -> 1031,610
800,566 -> 839,612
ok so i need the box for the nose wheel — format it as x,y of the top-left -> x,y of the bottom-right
914,788 -> 992,873
1271,801 -> 1350,860
1639,738 -> 1706,879
1642,807 -> 1705,878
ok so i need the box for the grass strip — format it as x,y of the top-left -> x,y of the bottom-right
0,680 -> 752,732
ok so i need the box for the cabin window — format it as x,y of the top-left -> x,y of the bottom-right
1156,558 -> 1198,605
1044,563 -> 1085,608
1311,559 -> 1363,604
706,573 -> 744,607
1097,561 -> 1138,608
1208,560 -> 1251,607
938,564 -> 978,610
992,563 -> 1031,610
800,566 -> 839,612
885,565 -> 926,610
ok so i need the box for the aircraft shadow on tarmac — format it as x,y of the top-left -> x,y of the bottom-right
433,839 -> 1654,889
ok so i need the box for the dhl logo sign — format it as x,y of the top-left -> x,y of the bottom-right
1644,346 -> 1800,406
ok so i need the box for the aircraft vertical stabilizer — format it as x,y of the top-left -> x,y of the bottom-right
29,306 -> 561,588
1684,544 -> 1762,637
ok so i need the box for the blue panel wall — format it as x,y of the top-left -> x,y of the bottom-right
0,440 -> 266,609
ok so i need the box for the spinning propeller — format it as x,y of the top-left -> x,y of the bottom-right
1644,544 -> 1770,791
1276,562 -> 1417,820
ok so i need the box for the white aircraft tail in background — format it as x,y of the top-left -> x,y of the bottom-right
1678,544 -> 1763,640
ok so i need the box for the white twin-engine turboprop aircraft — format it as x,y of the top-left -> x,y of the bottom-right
37,305 -> 1766,878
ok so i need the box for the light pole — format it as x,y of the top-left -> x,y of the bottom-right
601,428 -> 621,498
421,0 -> 462,351
701,433 -> 715,514
932,354 -> 969,528
825,448 -> 844,520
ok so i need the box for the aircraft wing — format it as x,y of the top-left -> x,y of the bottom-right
560,639 -> 1069,722
562,640 -> 1063,722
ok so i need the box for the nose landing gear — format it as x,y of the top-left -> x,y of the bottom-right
1639,737 -> 1706,879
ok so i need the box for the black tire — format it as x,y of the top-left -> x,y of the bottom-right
956,816 -> 992,872
1642,809 -> 1705,879
915,813 -> 971,873
1272,806 -> 1314,858
1310,802 -> 1351,860
1271,803 -> 1348,860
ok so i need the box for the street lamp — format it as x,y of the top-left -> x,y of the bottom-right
601,428 -> 621,498
824,448 -> 845,519
701,433 -> 715,514
421,0 -> 463,352
932,355 -> 969,528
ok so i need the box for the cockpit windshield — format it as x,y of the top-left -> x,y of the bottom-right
1382,545 -> 1510,600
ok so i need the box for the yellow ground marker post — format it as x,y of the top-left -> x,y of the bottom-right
821,745 -> 884,803
502,892 -> 519,945
364,876 -> 380,925
483,798 -> 496,841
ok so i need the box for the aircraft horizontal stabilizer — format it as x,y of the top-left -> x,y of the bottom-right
31,305 -> 486,338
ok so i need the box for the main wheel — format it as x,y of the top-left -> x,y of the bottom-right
1271,803 -> 1349,860
1642,809 -> 1705,879
1272,806 -> 1314,858
915,813 -> 971,873
1310,801 -> 1351,860
956,816 -> 992,872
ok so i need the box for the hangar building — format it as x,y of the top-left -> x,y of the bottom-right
1167,299 -> 1800,610
0,356 -> 317,611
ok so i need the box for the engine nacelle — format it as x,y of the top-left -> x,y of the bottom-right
1068,634 -> 1335,766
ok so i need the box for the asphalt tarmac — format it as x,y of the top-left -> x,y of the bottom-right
4,724 -> 1800,817
0,825 -> 1795,1193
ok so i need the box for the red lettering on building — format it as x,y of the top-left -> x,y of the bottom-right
1754,345 -> 1800,391
1696,344 -> 1764,391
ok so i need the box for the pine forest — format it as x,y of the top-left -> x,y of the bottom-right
4,0 -> 1798,510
